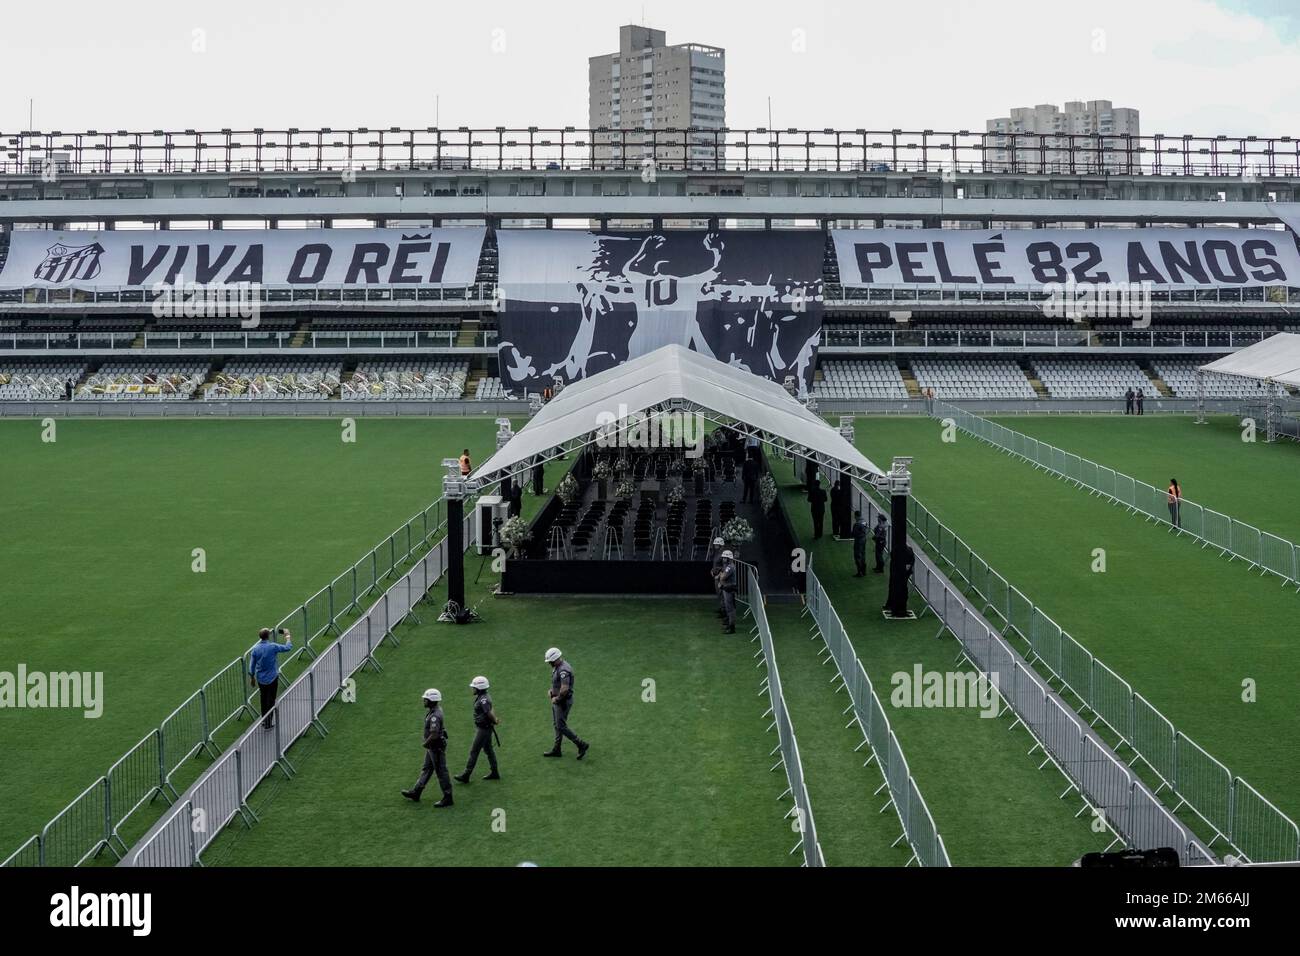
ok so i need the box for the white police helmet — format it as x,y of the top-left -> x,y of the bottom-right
713,537 -> 724,546
721,550 -> 734,560
422,688 -> 442,703
470,675 -> 490,691
544,647 -> 562,663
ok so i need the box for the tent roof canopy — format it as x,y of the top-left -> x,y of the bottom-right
1199,332 -> 1300,388
469,345 -> 885,487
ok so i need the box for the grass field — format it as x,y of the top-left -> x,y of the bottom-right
6,413 -> 1297,866
852,415 -> 1300,827
203,584 -> 796,867
0,417 -> 504,851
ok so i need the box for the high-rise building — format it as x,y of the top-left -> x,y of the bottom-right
589,25 -> 726,168
985,100 -> 1140,173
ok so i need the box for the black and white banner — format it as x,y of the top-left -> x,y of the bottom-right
830,226 -> 1300,289
0,227 -> 486,290
496,230 -> 825,394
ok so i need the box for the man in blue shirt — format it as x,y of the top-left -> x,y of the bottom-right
248,628 -> 293,729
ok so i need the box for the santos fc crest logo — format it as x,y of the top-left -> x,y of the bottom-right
33,241 -> 105,283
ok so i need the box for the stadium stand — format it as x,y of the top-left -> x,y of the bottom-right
474,376 -> 508,400
340,358 -> 468,400
76,360 -> 210,401
0,359 -> 88,400
815,359 -> 909,400
912,357 -> 1037,399
1150,357 -> 1287,398
1030,357 -> 1154,400
205,359 -> 342,400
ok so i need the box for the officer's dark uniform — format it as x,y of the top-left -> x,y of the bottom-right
1124,388 -> 1134,415
409,703 -> 452,806
545,660 -> 588,758
710,544 -> 727,617
872,517 -> 888,573
809,481 -> 827,539
851,515 -> 868,576
718,559 -> 738,633
461,691 -> 499,779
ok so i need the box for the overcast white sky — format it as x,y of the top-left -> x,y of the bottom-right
1,0 -> 1296,136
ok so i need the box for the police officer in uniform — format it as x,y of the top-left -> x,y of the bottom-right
454,676 -> 501,783
543,647 -> 589,760
872,513 -> 888,574
401,688 -> 453,807
809,478 -> 827,539
709,536 -> 727,618
717,550 -> 738,634
851,510 -> 869,577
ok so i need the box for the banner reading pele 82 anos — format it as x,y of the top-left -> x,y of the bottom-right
0,226 -> 486,290
495,229 -> 825,395
830,225 -> 1300,289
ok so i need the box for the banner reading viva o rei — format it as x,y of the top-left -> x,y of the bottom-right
0,227 -> 486,290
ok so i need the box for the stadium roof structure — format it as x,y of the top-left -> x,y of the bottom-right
469,344 -> 886,488
1199,333 -> 1300,388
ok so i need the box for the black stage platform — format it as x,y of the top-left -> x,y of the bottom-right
501,441 -> 803,600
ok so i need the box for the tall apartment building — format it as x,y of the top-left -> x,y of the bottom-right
985,100 -> 1140,173
589,25 -> 726,168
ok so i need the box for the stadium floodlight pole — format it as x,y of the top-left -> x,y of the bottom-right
883,456 -> 916,620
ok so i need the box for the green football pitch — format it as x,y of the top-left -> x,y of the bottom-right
852,414 -> 1300,829
3,413 -> 1296,865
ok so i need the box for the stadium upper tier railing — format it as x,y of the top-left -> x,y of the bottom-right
2,127 -> 1299,178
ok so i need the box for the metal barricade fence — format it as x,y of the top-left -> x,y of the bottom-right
128,512 -> 474,866
1173,733 -> 1234,845
0,835 -> 42,868
160,688 -> 209,786
40,778 -> 112,867
804,568 -> 952,866
107,731 -> 168,849
129,801 -> 195,868
745,565 -> 824,867
863,468 -> 1300,864
932,399 -> 1300,589
1230,778 -> 1300,864
858,482 -> 1216,863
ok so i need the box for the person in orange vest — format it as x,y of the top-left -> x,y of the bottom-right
1166,478 -> 1182,529
459,449 -> 472,477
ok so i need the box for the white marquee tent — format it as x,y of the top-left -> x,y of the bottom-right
470,344 -> 885,485
1198,332 -> 1300,388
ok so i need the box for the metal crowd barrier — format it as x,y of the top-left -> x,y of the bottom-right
125,512 -> 475,867
852,485 -> 1223,865
803,568 -> 951,867
936,400 -> 1300,590
1,495 -> 450,868
738,563 -> 826,867
865,481 -> 1300,864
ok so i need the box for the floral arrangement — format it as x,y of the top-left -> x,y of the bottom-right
592,459 -> 612,481
759,473 -> 778,514
557,474 -> 580,505
666,481 -> 685,505
498,516 -> 531,556
722,516 -> 754,545
614,478 -> 636,501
